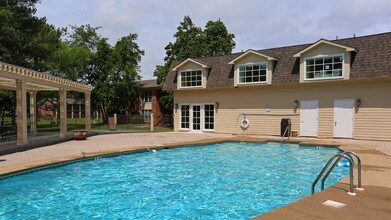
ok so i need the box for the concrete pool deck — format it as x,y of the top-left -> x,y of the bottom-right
0,132 -> 390,219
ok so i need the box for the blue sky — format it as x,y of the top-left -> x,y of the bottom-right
36,0 -> 391,80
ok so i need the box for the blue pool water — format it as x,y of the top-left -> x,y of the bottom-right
0,142 -> 348,219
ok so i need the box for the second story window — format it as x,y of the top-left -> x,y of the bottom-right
141,90 -> 151,103
305,54 -> 343,80
238,62 -> 267,84
180,70 -> 202,87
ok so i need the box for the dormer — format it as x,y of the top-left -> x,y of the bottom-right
172,58 -> 210,90
229,50 -> 276,87
293,39 -> 356,83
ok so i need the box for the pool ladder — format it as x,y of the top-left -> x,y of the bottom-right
281,125 -> 291,144
311,151 -> 363,195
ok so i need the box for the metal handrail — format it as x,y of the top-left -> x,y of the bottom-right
321,151 -> 363,191
311,153 -> 355,195
281,125 -> 291,143
342,151 -> 363,190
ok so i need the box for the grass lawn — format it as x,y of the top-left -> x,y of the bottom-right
2,117 -> 173,133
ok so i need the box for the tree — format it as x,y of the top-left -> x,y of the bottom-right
0,0 -> 62,124
154,16 -> 236,112
204,19 -> 235,57
0,0 -> 62,70
109,33 -> 145,114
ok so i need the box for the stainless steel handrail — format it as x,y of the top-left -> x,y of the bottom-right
342,151 -> 363,190
281,125 -> 291,144
321,151 -> 363,191
320,155 -> 354,192
311,153 -> 355,195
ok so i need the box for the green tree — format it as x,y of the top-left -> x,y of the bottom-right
109,33 -> 145,114
155,16 -> 236,112
0,0 -> 62,70
204,19 -> 235,57
0,0 -> 62,124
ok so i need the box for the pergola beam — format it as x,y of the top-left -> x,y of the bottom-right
0,61 -> 94,145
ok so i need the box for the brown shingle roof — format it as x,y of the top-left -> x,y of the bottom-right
164,32 -> 391,91
140,79 -> 158,89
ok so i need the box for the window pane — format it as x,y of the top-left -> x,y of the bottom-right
334,56 -> 343,62
238,63 -> 267,83
324,57 -> 333,64
180,70 -> 202,87
315,58 -> 323,65
307,59 -> 314,65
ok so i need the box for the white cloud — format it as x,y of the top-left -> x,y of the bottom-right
36,0 -> 391,80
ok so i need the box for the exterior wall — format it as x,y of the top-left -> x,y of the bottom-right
233,53 -> 273,86
299,44 -> 351,83
173,79 -> 391,141
139,88 -> 164,125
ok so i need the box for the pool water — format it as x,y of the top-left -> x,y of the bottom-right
0,142 -> 348,219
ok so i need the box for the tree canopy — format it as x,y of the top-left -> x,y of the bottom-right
154,16 -> 236,111
0,1 -> 145,123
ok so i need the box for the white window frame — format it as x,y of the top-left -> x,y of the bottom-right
179,69 -> 203,88
143,109 -> 151,122
179,104 -> 190,130
203,103 -> 215,131
237,62 -> 268,85
304,53 -> 344,81
141,90 -> 152,103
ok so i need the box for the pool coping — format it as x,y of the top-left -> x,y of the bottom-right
1,135 -> 391,219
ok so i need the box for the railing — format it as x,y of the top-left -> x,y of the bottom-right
281,125 -> 291,143
312,151 -> 363,195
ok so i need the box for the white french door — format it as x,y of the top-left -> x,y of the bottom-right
191,104 -> 201,131
334,99 -> 354,138
300,100 -> 318,137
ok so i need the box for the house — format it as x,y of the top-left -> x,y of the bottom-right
139,79 -> 164,125
38,98 -> 87,120
163,32 -> 391,141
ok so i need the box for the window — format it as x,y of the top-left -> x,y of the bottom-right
238,62 -> 267,84
204,104 -> 214,130
305,54 -> 343,80
143,109 -> 151,122
180,70 -> 202,87
180,105 -> 190,129
141,90 -> 151,103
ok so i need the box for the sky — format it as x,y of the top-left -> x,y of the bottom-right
36,0 -> 391,80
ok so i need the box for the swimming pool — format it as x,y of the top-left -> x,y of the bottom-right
0,142 -> 348,219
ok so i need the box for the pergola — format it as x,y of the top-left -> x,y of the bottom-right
0,61 -> 93,145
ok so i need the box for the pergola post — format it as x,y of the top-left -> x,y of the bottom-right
59,88 -> 67,138
16,80 -> 28,145
85,92 -> 91,133
29,91 -> 37,134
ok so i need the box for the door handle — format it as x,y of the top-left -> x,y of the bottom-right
334,121 -> 337,126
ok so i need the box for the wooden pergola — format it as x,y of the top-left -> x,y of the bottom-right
0,61 -> 93,145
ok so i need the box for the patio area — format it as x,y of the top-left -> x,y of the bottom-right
0,132 -> 390,219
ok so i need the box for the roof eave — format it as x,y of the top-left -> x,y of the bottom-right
172,58 -> 210,71
228,50 -> 277,64
293,39 -> 357,58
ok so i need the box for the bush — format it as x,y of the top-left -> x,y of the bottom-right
130,115 -> 144,124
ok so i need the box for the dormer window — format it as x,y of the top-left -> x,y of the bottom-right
238,62 -> 267,84
305,54 -> 343,80
180,69 -> 202,87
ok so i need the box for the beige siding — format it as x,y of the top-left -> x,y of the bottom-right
174,79 -> 391,141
